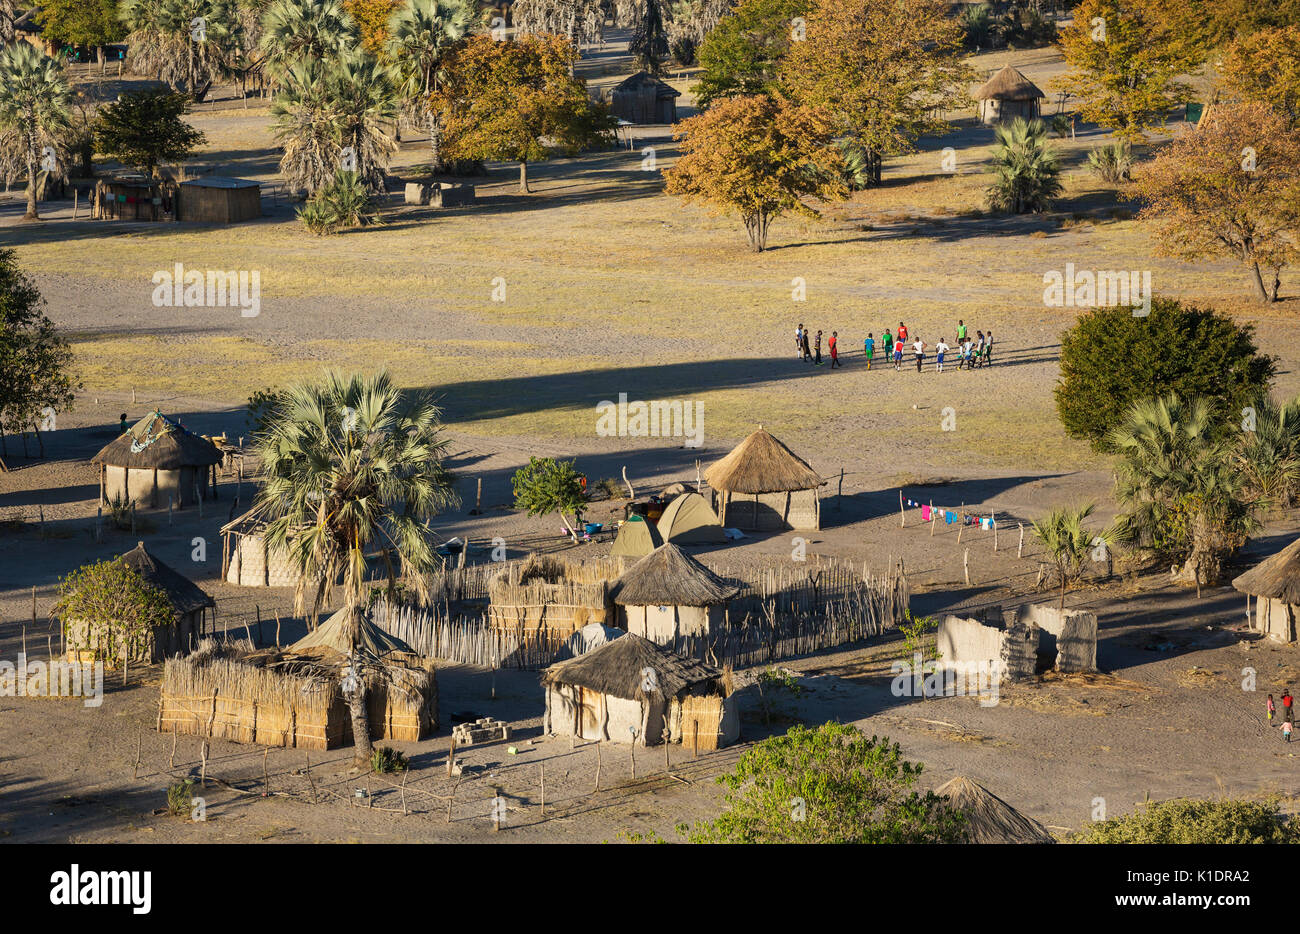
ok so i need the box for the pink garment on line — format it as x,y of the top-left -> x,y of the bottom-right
921,505 -> 932,522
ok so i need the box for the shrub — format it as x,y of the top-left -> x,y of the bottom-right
167,779 -> 195,816
985,117 -> 1062,214
1087,141 -> 1133,183
370,745 -> 408,773
1055,299 -> 1275,449
670,35 -> 696,67
1074,796 -> 1299,844
298,170 -> 380,235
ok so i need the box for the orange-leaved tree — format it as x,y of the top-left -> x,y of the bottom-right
1221,25 -> 1300,127
664,93 -> 846,252
1130,99 -> 1300,303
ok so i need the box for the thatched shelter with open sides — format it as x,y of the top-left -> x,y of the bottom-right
611,544 -> 739,643
177,176 -> 262,224
609,71 -> 681,124
157,607 -> 438,750
656,491 -> 727,544
610,513 -> 664,558
935,776 -> 1055,844
93,411 -> 224,510
974,64 -> 1046,125
1232,538 -> 1300,643
542,633 -> 738,748
704,428 -> 824,531
488,554 -> 615,636
65,542 -> 215,665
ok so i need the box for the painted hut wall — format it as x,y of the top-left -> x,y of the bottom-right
105,464 -> 208,508
225,532 -> 300,586
66,608 -> 203,666
620,603 -> 722,643
719,488 -> 819,530
178,185 -> 261,223
1256,598 -> 1298,643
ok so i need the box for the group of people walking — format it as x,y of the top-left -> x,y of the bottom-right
794,320 -> 994,372
1268,690 -> 1296,740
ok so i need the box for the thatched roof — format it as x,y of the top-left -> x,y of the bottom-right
936,776 -> 1055,844
542,633 -> 724,700
93,411 -> 223,469
612,71 -> 681,97
612,544 -> 739,607
1233,537 -> 1300,603
704,428 -> 823,494
289,605 -> 414,659
974,64 -> 1046,101
119,541 -> 214,614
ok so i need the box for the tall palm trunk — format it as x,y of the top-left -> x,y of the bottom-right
23,130 -> 38,220
427,108 -> 443,172
519,160 -> 529,193
348,651 -> 373,767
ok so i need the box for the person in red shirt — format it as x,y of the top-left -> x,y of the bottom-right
897,322 -> 908,343
829,331 -> 841,368
1284,689 -> 1293,718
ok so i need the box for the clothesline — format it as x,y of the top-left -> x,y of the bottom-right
900,490 -> 1000,529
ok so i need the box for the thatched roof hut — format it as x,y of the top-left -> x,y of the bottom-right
974,64 -> 1046,124
611,544 -> 738,643
220,506 -> 304,587
704,428 -> 823,530
65,541 -> 214,665
610,514 -> 663,557
289,605 -> 416,658
609,71 -> 681,124
1232,538 -> 1300,642
936,776 -> 1055,844
93,411 -> 223,509
541,633 -> 737,747
656,491 -> 727,544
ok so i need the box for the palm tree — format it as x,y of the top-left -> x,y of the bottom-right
251,371 -> 458,763
1107,394 -> 1258,589
0,43 -> 71,221
387,0 -> 474,171
986,116 -> 1062,214
120,0 -> 240,95
1031,503 -> 1102,609
1237,395 -> 1300,509
272,58 -> 343,192
259,0 -> 357,80
329,50 -> 401,193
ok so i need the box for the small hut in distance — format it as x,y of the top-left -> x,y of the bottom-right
609,72 -> 681,124
1232,538 -> 1300,643
974,64 -> 1046,125
935,776 -> 1055,844
612,544 -> 739,643
93,411 -> 224,509
705,427 -> 823,530
177,176 -> 262,224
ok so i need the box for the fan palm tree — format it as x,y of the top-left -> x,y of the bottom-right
986,116 -> 1062,214
1237,395 -> 1300,509
329,50 -> 401,193
1031,503 -> 1102,609
120,0 -> 240,95
271,58 -> 344,192
0,43 -> 71,221
387,0 -> 475,171
259,0 -> 357,80
1107,394 -> 1258,588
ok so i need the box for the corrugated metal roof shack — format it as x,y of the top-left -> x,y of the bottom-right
177,176 -> 262,224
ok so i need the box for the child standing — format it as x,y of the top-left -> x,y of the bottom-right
796,324 -> 804,359
897,322 -> 908,344
956,319 -> 967,343
864,333 -> 875,370
1285,720 -> 1293,742
912,337 -> 925,372
893,339 -> 904,370
984,330 -> 994,367
973,331 -> 985,368
935,337 -> 949,372
1268,693 -> 1277,723
829,331 -> 841,368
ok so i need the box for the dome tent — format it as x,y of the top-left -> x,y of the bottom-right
610,513 -> 664,557
656,491 -> 726,544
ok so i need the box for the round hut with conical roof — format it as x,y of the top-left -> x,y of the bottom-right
542,633 -> 738,748
65,541 -> 215,664
936,776 -> 1055,844
705,427 -> 824,530
974,64 -> 1046,124
612,543 -> 740,643
92,411 -> 223,509
1232,537 -> 1300,643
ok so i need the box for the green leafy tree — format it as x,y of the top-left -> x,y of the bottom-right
692,0 -> 810,107
93,89 -> 207,177
1107,394 -> 1259,587
1054,299 -> 1275,449
985,116 -> 1062,213
433,33 -> 615,193
0,42 -> 71,220
1031,503 -> 1104,608
52,558 -> 178,675
1075,796 -> 1299,844
0,249 -> 79,464
386,0 -> 475,171
37,0 -> 127,73
512,456 -> 586,541
664,93 -> 847,251
682,722 -> 968,843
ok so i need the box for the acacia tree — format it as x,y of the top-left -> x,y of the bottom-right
93,89 -> 207,177
665,93 -> 846,251
683,723 -> 968,843
0,43 -> 70,221
0,250 -> 79,465
1054,0 -> 1202,144
1130,100 -> 1300,303
692,0 -> 809,107
37,0 -> 127,74
387,0 -> 475,171
433,34 -> 615,193
1221,26 -> 1300,127
780,0 -> 970,187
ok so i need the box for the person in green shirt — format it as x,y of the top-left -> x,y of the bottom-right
882,329 -> 893,360
956,320 -> 967,342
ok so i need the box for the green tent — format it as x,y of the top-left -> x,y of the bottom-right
656,492 -> 727,544
611,514 -> 664,557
